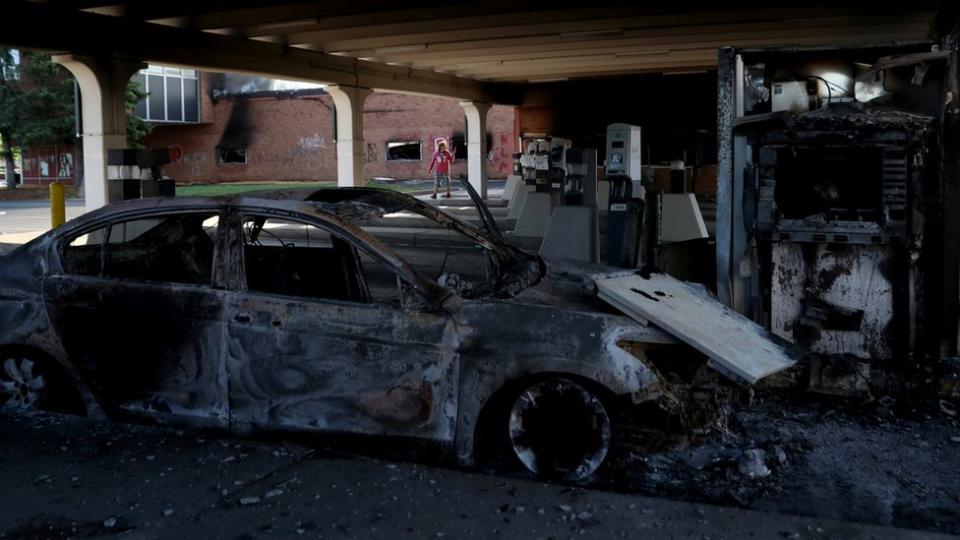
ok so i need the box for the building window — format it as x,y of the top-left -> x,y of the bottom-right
217,146 -> 246,164
450,133 -> 467,160
386,141 -> 421,161
133,65 -> 200,123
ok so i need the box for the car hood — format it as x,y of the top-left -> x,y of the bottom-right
0,243 -> 16,257
506,257 -> 625,314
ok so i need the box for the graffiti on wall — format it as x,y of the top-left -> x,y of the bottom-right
492,133 -> 512,175
179,152 -> 211,179
365,143 -> 378,163
299,133 -> 326,149
21,145 -> 75,184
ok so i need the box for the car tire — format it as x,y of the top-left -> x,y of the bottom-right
506,378 -> 612,481
0,352 -> 83,414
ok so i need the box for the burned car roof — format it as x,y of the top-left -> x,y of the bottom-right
305,187 -> 420,214
219,187 -> 419,217
5,195 -> 457,308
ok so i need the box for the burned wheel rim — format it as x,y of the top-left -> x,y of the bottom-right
508,379 -> 611,481
0,358 -> 46,411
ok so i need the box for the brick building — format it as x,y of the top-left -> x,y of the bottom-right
140,69 -> 518,184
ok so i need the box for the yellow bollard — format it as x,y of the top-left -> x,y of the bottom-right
50,181 -> 66,229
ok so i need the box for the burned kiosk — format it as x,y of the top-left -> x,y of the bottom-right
716,42 -> 960,385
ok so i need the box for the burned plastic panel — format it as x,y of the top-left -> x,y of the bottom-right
717,42 -> 952,364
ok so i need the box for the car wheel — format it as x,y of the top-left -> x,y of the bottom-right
507,378 -> 612,481
1,357 -> 49,411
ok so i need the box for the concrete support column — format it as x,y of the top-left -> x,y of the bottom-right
53,55 -> 143,212
460,101 -> 491,199
327,85 -> 371,188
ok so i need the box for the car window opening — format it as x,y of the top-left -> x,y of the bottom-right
305,189 -> 541,300
61,213 -> 219,285
352,213 -> 499,299
242,216 -> 414,308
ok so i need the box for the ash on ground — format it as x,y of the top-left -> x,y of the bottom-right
593,393 -> 960,535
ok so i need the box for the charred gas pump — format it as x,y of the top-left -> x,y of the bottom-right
605,124 -> 644,268
547,137 -> 571,207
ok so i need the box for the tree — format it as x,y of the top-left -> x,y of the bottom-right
16,53 -> 75,148
0,49 -> 73,189
0,48 -> 153,188
125,80 -> 152,149
0,48 -> 25,187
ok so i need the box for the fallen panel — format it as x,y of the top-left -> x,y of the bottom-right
592,271 -> 796,385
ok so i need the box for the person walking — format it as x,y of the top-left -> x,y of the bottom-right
428,141 -> 454,199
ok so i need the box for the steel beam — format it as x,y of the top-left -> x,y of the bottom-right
2,1 -> 508,103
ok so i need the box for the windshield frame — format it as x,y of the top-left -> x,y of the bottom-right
303,188 -> 543,299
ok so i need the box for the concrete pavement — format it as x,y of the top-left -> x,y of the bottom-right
0,199 -> 84,243
0,411 -> 953,540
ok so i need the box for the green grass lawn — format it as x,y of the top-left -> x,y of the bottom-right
176,180 -> 432,198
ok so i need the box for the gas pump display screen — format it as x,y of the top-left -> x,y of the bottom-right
611,141 -> 624,148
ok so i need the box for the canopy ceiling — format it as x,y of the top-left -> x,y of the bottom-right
41,0 -> 937,83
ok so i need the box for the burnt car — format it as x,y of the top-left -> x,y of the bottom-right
0,188 -> 688,480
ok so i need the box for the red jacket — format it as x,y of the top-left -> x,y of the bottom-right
428,149 -> 454,174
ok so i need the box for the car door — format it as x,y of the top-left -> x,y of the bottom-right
43,208 -> 230,427
223,210 -> 460,443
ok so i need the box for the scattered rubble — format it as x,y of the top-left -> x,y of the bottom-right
738,449 -> 771,479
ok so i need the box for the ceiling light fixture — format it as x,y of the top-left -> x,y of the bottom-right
559,29 -> 623,38
615,49 -> 670,57
375,44 -> 428,54
256,18 -> 318,30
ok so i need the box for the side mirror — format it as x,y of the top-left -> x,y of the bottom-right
398,280 -> 459,315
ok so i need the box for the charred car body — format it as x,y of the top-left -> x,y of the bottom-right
0,188 -> 708,479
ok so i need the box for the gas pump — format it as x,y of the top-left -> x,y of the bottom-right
539,146 -> 601,262
606,175 -> 643,267
519,140 -> 538,185
547,137 -> 571,207
563,148 -> 587,206
604,123 -> 643,268
533,140 -> 551,191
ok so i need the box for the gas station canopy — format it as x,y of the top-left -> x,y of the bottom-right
8,0 -> 939,99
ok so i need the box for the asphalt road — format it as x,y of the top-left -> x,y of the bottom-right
0,411 -> 953,540
0,200 -> 84,237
